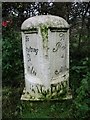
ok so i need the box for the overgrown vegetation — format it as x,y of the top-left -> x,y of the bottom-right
2,2 -> 90,119
2,26 -> 24,87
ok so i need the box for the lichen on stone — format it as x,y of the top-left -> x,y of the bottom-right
40,25 -> 48,46
39,82 -> 68,100
40,24 -> 48,56
21,15 -> 69,30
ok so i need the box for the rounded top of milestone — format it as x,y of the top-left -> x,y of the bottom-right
21,15 -> 69,30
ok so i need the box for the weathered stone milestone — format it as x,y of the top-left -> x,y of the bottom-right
21,15 -> 71,100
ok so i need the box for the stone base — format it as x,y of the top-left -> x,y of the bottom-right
21,88 -> 72,101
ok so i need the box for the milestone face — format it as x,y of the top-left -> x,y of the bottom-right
25,33 -> 39,76
21,15 -> 70,100
24,29 -> 68,82
48,30 -> 67,80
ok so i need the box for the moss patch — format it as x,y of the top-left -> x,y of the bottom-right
39,86 -> 68,100
40,25 -> 48,56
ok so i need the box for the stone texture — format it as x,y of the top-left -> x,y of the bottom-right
21,15 -> 71,100
21,15 -> 69,30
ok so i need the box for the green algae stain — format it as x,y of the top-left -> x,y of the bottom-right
39,81 -> 68,100
40,25 -> 48,56
40,25 -> 48,43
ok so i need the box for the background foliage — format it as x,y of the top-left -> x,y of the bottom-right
2,2 -> 90,119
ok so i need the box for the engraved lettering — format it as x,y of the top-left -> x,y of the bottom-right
26,46 -> 38,55
61,54 -> 64,58
59,33 -> 64,38
25,36 -> 29,42
27,66 -> 30,71
53,33 -> 66,52
27,66 -> 36,76
55,70 -> 60,75
51,84 -> 57,93
53,42 -> 62,52
31,85 -> 35,93
61,81 -> 65,88
36,85 -> 40,93
57,83 -> 61,91
27,53 -> 31,61
61,45 -> 66,50
55,67 -> 63,75
40,85 -> 45,93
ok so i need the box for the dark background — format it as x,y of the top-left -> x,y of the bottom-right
2,2 -> 90,119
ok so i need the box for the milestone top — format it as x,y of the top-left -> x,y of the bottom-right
21,15 -> 69,30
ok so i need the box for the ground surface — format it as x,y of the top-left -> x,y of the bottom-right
2,86 -> 73,119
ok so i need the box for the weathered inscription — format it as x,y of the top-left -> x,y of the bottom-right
29,84 -> 35,93
29,80 -> 68,94
27,53 -> 31,62
62,45 -> 66,50
25,35 -> 29,42
55,66 -> 63,75
25,35 -> 38,76
59,33 -> 64,39
26,47 -> 38,55
53,33 -> 66,52
53,42 -> 61,52
61,54 -> 64,58
51,84 -> 57,93
28,66 -> 36,75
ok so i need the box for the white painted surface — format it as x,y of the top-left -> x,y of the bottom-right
21,15 -> 69,30
21,15 -> 69,99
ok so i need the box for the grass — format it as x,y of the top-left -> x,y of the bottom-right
21,100 -> 72,118
2,85 -> 73,119
2,56 -> 89,119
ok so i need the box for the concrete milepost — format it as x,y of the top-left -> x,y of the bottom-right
21,15 -> 72,100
